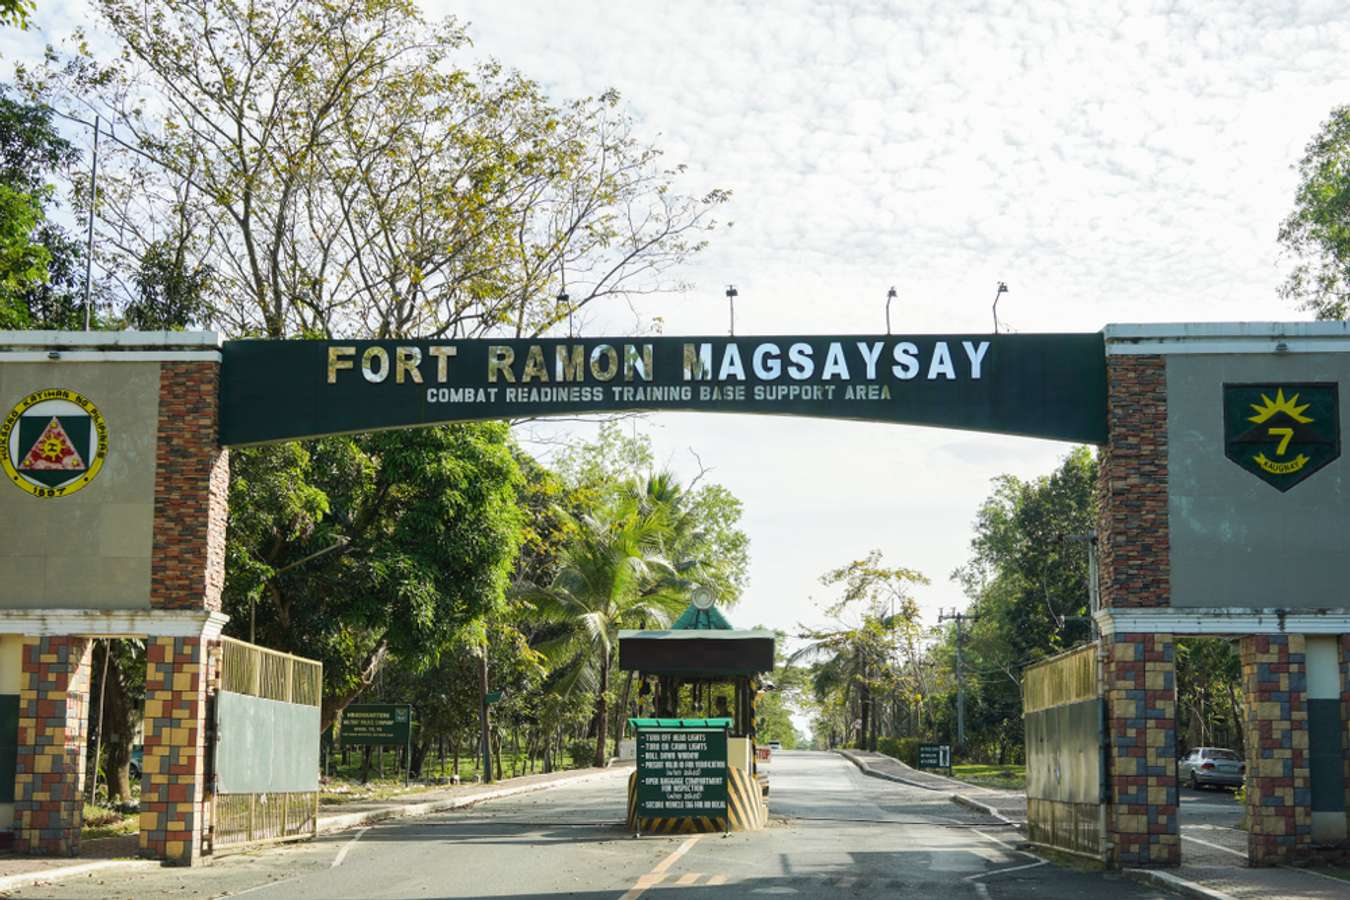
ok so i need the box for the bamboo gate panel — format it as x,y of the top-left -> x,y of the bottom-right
210,637 -> 323,852
1023,642 -> 1105,860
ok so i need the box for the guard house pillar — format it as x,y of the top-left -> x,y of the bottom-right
0,332 -> 229,864
1096,350 -> 1180,868
1240,634 -> 1312,865
14,636 -> 92,856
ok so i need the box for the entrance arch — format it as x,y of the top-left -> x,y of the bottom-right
1,322 -> 1349,866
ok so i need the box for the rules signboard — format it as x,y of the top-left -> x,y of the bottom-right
636,727 -> 728,819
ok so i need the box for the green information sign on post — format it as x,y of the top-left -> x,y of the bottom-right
339,704 -> 412,747
636,727 -> 728,820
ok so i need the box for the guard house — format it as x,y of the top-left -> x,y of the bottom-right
618,599 -> 774,833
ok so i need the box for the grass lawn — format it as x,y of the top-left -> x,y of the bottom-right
953,763 -> 1025,791
319,749 -> 593,807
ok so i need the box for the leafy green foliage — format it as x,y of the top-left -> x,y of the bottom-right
943,446 -> 1098,762
1279,106 -> 1350,319
224,423 -> 524,729
0,86 -> 89,328
793,550 -> 930,752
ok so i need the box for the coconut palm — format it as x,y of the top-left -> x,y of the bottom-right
522,489 -> 688,767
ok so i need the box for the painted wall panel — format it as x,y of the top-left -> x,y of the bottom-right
0,362 -> 159,609
214,690 -> 320,794
1168,354 -> 1350,608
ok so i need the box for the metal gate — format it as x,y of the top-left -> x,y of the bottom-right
209,637 -> 323,852
1023,642 -> 1106,859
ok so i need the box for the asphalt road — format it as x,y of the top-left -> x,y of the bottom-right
16,752 -> 1170,900
1178,784 -> 1248,865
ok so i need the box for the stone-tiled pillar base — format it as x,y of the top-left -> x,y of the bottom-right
1241,634 -> 1312,866
139,636 -> 218,865
14,636 -> 92,856
1104,632 -> 1179,868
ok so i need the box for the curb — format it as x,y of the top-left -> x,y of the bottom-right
316,766 -> 626,835
835,750 -> 965,794
1122,868 -> 1239,900
950,793 -> 1020,827
0,858 -> 156,894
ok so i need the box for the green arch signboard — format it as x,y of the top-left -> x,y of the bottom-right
218,334 -> 1108,446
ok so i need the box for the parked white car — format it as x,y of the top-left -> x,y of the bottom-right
1179,747 -> 1244,789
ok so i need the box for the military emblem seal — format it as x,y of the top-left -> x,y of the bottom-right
1,388 -> 108,498
1223,383 -> 1340,492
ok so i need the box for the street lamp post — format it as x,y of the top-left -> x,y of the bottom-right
992,281 -> 1009,334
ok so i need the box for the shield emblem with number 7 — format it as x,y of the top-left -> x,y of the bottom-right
1223,383 -> 1340,492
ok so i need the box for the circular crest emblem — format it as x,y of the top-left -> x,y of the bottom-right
1,389 -> 108,498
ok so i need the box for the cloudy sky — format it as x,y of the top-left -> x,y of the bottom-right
9,2 -> 1350,643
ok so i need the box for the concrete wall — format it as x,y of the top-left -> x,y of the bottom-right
0,362 -> 160,609
1167,353 -> 1350,608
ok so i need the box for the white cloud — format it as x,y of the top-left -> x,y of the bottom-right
9,0 -> 1350,641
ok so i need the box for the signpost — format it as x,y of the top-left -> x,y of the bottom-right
339,704 -> 413,784
917,743 -> 952,771
635,727 -> 728,824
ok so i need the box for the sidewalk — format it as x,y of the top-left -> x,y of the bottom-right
837,749 -> 1350,899
0,764 -> 628,894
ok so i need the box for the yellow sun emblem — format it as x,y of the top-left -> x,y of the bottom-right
1247,388 -> 1313,424
40,437 -> 64,460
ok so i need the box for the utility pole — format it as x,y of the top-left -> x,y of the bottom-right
939,608 -> 979,753
83,115 -> 100,331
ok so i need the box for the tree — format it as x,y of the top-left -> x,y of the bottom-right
0,0 -> 33,29
948,446 -> 1098,761
523,490 -> 687,767
1279,106 -> 1350,319
223,422 -> 525,730
792,551 -> 929,751
0,86 -> 87,328
29,0 -> 727,338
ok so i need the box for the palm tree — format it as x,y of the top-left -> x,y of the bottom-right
522,490 -> 688,768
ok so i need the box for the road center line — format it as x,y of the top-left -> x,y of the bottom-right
620,835 -> 703,900
331,826 -> 372,868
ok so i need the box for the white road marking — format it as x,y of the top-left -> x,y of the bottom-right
1181,834 -> 1246,858
223,877 -> 299,898
964,860 -> 1048,882
331,826 -> 372,868
973,883 -> 991,899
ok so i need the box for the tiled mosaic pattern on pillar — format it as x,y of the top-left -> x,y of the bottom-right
1241,634 -> 1312,866
139,636 -> 217,865
14,636 -> 92,856
1104,632 -> 1178,867
151,361 -> 229,612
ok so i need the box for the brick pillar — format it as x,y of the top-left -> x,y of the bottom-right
139,636 -> 219,865
1096,354 -> 1170,611
1240,634 -> 1312,866
1104,632 -> 1179,868
151,361 -> 229,613
138,358 -> 229,864
14,637 -> 92,856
